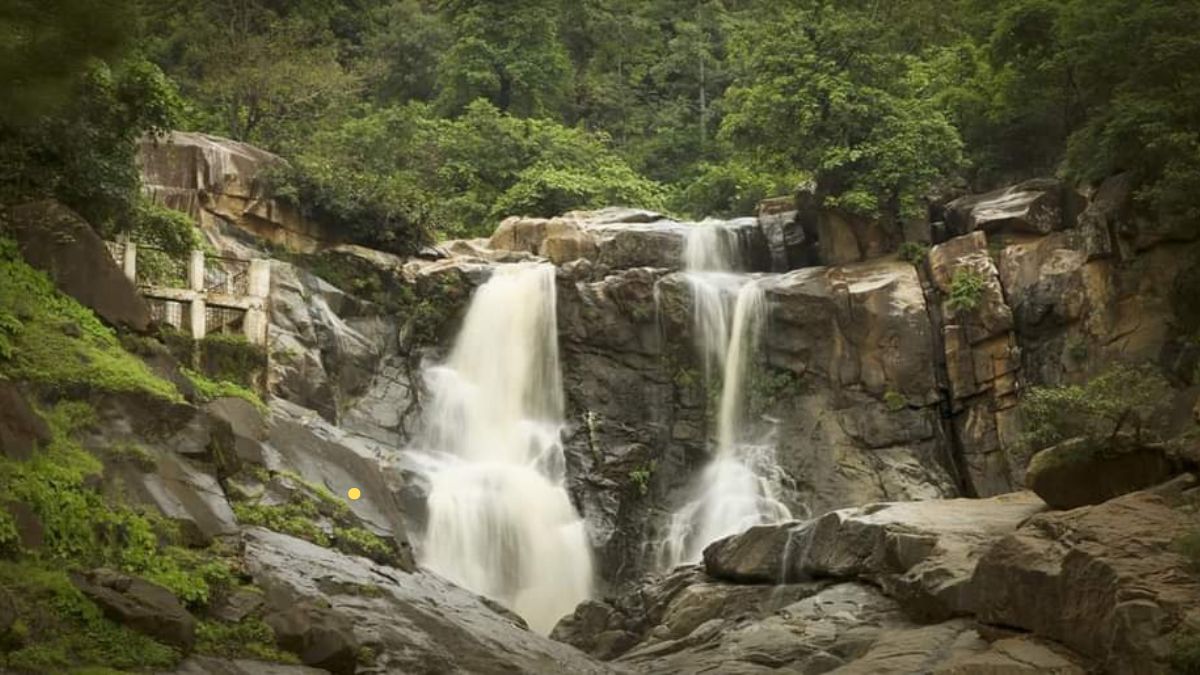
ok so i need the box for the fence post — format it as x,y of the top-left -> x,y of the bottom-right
123,241 -> 137,282
188,250 -> 205,291
190,297 -> 206,340
243,259 -> 271,346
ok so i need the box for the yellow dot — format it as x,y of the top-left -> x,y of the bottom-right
347,487 -> 361,501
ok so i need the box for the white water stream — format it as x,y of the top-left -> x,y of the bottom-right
659,224 -> 791,568
411,263 -> 592,634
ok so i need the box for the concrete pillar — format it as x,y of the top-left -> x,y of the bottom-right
247,259 -> 271,298
243,307 -> 268,346
190,297 -> 206,340
189,250 -> 205,292
123,242 -> 137,282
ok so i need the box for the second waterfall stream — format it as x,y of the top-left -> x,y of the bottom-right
659,223 -> 792,568
409,263 -> 592,634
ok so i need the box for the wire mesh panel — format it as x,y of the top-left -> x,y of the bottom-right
146,298 -> 188,331
105,241 -> 125,269
205,305 -> 246,335
204,256 -> 250,295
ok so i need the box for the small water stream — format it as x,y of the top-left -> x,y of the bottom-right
659,223 -> 792,568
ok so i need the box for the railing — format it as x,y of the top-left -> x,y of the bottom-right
106,240 -> 270,345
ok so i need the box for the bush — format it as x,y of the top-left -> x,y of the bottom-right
1174,530 -> 1200,574
1021,363 -> 1173,451
947,267 -> 987,312
1169,629 -> 1200,675
898,242 -> 929,265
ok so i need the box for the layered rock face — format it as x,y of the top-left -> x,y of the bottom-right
557,478 -> 1200,673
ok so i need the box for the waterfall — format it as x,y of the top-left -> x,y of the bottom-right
660,224 -> 791,568
411,263 -> 592,634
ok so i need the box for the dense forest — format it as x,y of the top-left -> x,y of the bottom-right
2,0 -> 1198,252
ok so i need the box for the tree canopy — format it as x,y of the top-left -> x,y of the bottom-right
1,0 -> 1197,249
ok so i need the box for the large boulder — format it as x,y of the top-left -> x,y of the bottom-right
71,568 -> 196,652
944,178 -> 1083,237
139,131 -> 334,253
265,600 -> 359,674
5,201 -> 149,330
705,492 -> 1047,621
1025,438 -> 1177,510
0,383 -> 49,460
163,656 -> 327,674
242,527 -> 615,674
972,484 -> 1200,672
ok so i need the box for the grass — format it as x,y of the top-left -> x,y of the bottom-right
898,241 -> 929,265
0,238 -> 180,402
196,617 -> 298,664
0,560 -> 180,672
182,367 -> 267,413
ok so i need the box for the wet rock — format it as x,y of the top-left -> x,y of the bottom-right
0,383 -> 49,460
931,636 -> 1087,674
265,600 -> 359,674
1025,438 -> 1176,509
117,451 -> 238,546
71,568 -> 196,652
7,201 -> 149,330
707,492 -> 1047,621
210,587 -> 265,623
972,488 -> 1200,672
243,527 -> 614,674
263,399 -> 415,571
206,396 -> 268,465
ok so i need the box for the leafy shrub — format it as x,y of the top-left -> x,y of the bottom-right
947,267 -> 987,312
898,242 -> 929,265
1021,363 -> 1173,451
199,333 -> 267,388
181,368 -> 266,412
196,617 -> 297,663
628,461 -> 656,497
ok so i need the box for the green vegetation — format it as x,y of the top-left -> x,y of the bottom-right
0,238 -> 180,402
1021,363 -> 1173,451
1169,628 -> 1200,674
231,470 -> 402,566
196,617 -> 298,664
898,242 -> 930,266
5,0 -> 1200,249
628,461 -> 656,497
884,390 -> 908,413
182,368 -> 266,413
947,267 -> 987,313
1173,530 -> 1200,574
197,333 -> 267,389
747,365 -> 804,417
0,561 -> 179,672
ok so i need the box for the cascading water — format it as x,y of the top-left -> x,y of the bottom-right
409,263 -> 592,634
659,224 -> 791,568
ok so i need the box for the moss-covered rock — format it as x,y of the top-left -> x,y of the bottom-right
1025,437 -> 1176,509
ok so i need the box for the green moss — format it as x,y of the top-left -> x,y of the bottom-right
628,461 -> 656,497
1169,629 -> 1200,674
102,442 -> 157,472
333,526 -> 398,565
747,365 -> 804,417
233,501 -> 330,547
946,267 -> 986,313
0,238 -> 181,402
884,389 -> 907,412
0,560 -> 180,671
0,401 -> 234,610
1173,530 -> 1200,574
198,333 -> 266,389
182,367 -> 266,413
196,618 -> 299,664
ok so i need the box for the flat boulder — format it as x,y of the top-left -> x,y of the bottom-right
945,178 -> 1083,236
71,568 -> 196,652
971,485 -> 1200,672
1025,437 -> 1177,509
